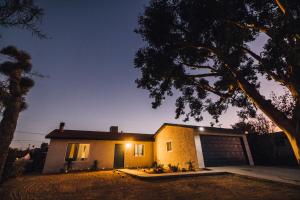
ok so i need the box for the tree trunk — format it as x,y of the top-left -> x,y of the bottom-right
0,71 -> 22,183
284,130 -> 300,165
233,72 -> 300,165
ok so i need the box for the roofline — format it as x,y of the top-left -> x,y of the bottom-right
45,129 -> 154,141
154,123 -> 243,137
45,129 -> 151,138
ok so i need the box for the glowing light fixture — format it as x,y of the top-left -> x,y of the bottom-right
125,143 -> 132,149
199,127 -> 205,131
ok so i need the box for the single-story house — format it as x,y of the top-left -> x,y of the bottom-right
43,123 -> 254,173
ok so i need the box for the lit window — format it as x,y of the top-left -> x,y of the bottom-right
65,143 -> 90,161
166,141 -> 172,151
134,144 -> 144,156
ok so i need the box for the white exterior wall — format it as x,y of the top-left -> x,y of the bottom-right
43,139 -> 153,173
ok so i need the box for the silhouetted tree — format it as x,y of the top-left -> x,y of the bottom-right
135,0 -> 300,164
233,90 -> 295,134
0,0 -> 44,182
0,0 -> 45,38
0,46 -> 34,182
232,114 -> 277,135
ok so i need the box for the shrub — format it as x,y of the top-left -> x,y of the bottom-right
1,148 -> 29,181
30,143 -> 48,172
186,160 -> 195,171
181,168 -> 187,172
153,162 -> 164,173
2,159 -> 28,181
152,161 -> 158,168
63,159 -> 73,173
168,163 -> 179,172
11,160 -> 27,177
91,160 -> 99,171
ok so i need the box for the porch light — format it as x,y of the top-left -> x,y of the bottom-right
199,127 -> 205,131
125,143 -> 132,149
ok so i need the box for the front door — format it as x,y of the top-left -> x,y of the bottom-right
114,144 -> 124,168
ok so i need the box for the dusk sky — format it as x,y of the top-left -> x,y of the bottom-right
1,0 -> 283,148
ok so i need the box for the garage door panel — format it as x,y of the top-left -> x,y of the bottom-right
200,135 -> 248,167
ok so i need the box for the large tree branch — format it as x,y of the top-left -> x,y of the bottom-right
225,20 -> 271,37
187,42 -> 297,133
275,0 -> 286,14
224,63 -> 296,135
180,62 -> 217,72
241,47 -> 288,85
186,73 -> 221,78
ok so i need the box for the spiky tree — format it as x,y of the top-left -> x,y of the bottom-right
134,0 -> 300,164
0,46 -> 34,181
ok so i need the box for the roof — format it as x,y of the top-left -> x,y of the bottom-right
46,123 -> 242,141
154,123 -> 243,135
45,129 -> 155,141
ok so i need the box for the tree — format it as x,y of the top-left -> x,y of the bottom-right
0,0 -> 45,39
134,0 -> 300,164
0,46 -> 34,182
232,114 -> 277,135
0,0 -> 44,181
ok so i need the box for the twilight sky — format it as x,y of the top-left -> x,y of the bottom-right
1,0 -> 283,148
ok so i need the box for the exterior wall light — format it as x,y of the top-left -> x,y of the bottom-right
125,143 -> 132,149
199,127 -> 205,132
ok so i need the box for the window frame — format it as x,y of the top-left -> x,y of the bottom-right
166,141 -> 172,152
65,143 -> 90,161
134,144 -> 145,157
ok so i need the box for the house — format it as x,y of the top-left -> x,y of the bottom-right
43,123 -> 254,173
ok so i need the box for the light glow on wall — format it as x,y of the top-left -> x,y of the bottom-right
125,143 -> 132,149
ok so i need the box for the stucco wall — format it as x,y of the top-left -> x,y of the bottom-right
43,139 -> 153,173
154,126 -> 199,169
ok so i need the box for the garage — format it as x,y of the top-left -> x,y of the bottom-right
200,135 -> 249,167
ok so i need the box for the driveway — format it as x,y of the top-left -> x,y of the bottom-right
209,166 -> 300,186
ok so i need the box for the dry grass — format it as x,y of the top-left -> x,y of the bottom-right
0,170 -> 300,200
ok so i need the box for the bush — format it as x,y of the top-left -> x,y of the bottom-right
152,162 -> 164,173
168,163 -> 179,172
2,159 -> 28,181
30,144 -> 48,172
91,160 -> 99,171
181,168 -> 187,172
186,160 -> 195,171
11,160 -> 27,177
63,159 -> 73,173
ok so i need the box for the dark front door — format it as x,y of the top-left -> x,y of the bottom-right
201,135 -> 248,167
114,144 -> 124,168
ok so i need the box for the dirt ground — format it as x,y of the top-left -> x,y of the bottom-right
0,171 -> 300,200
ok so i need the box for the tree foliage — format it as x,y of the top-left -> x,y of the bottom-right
232,114 -> 277,135
135,0 -> 299,122
135,0 -> 300,163
0,0 -> 44,182
0,0 -> 45,38
0,46 -> 34,112
0,46 -> 35,182
233,90 -> 295,134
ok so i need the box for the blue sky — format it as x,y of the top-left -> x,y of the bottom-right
0,0 -> 282,148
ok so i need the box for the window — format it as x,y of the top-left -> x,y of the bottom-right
166,141 -> 172,152
65,143 -> 90,161
134,144 -> 144,156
